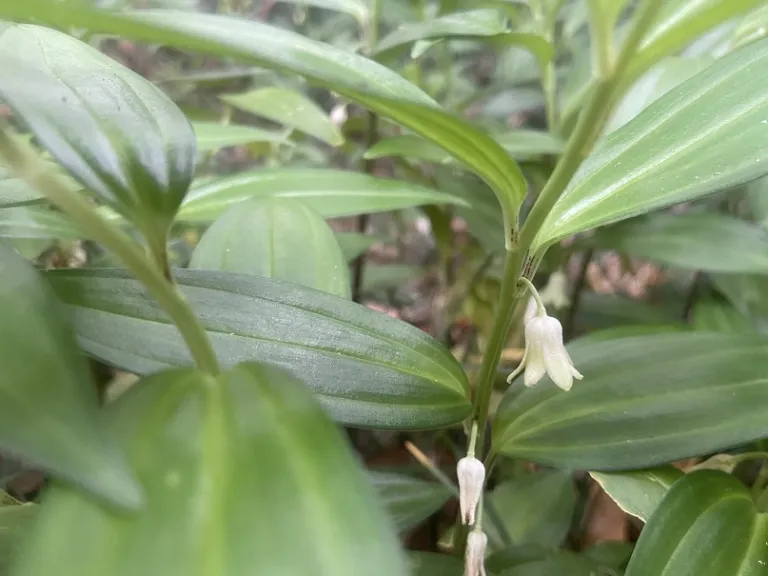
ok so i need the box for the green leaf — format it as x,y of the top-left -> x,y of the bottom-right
693,297 -> 756,333
189,197 -> 351,298
335,232 -> 383,262
0,23 -> 195,229
577,323 -> 690,343
362,263 -> 422,294
0,206 -> 79,239
624,470 -> 768,576
493,332 -> 768,470
192,121 -> 291,152
588,212 -> 768,273
487,469 -> 575,548
274,0 -> 368,23
220,87 -> 344,146
0,503 -> 36,574
408,552 -> 465,576
374,9 -> 552,68
606,56 -> 715,134
369,470 -> 452,533
0,166 -> 44,207
489,549 -> 615,576
532,37 -> 768,253
11,364 -> 409,576
177,169 -> 468,222
0,243 -> 141,509
364,130 -> 564,163
0,4 -> 526,241
626,0 -> 764,87
590,466 -> 684,522
47,268 -> 471,429
375,9 -> 507,55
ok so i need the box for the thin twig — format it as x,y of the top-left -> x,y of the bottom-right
564,248 -> 593,340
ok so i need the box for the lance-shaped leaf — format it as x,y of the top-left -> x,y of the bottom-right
0,206 -> 80,239
274,0 -> 368,23
11,364 -> 409,576
625,470 -> 768,576
0,166 -> 44,207
493,332 -> 768,470
374,8 -> 552,69
587,212 -> 768,274
220,87 -> 344,146
47,268 -> 471,429
0,4 -> 526,242
0,243 -> 140,509
0,23 -> 195,231
590,466 -> 684,522
532,36 -> 768,254
189,197 -> 351,298
625,0 -> 764,87
369,471 -> 452,533
192,121 -> 290,152
177,169 -> 469,221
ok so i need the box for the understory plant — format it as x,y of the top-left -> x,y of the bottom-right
1,0 -> 768,575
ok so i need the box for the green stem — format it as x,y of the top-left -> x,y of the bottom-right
471,0 -> 662,458
518,0 -> 663,255
518,277 -> 545,314
471,247 -> 525,452
0,127 -> 221,376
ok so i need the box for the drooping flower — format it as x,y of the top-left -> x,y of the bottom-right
465,529 -> 488,576
523,295 -> 538,325
457,455 -> 485,525
523,311 -> 582,391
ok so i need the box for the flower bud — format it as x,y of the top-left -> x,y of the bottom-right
465,529 -> 488,576
457,455 -> 485,525
524,311 -> 583,391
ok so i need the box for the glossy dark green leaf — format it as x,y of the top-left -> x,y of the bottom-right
493,332 -> 768,470
588,212 -> 768,273
11,364 -> 409,576
0,4 -> 526,235
626,0 -> 764,86
583,541 -> 633,570
177,169 -> 469,222
590,466 -> 684,522
220,88 -> 344,146
532,37 -> 768,253
625,470 -> 768,576
693,297 -> 756,333
0,207 -> 79,239
365,130 -> 564,164
0,243 -> 140,509
0,23 -> 195,229
487,469 -> 575,548
192,121 -> 290,152
369,470 -> 452,533
190,197 -> 350,298
47,268 -> 471,429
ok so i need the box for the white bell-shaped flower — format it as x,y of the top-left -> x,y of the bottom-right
465,529 -> 488,576
457,455 -> 485,525
524,311 -> 582,391
523,295 -> 538,325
